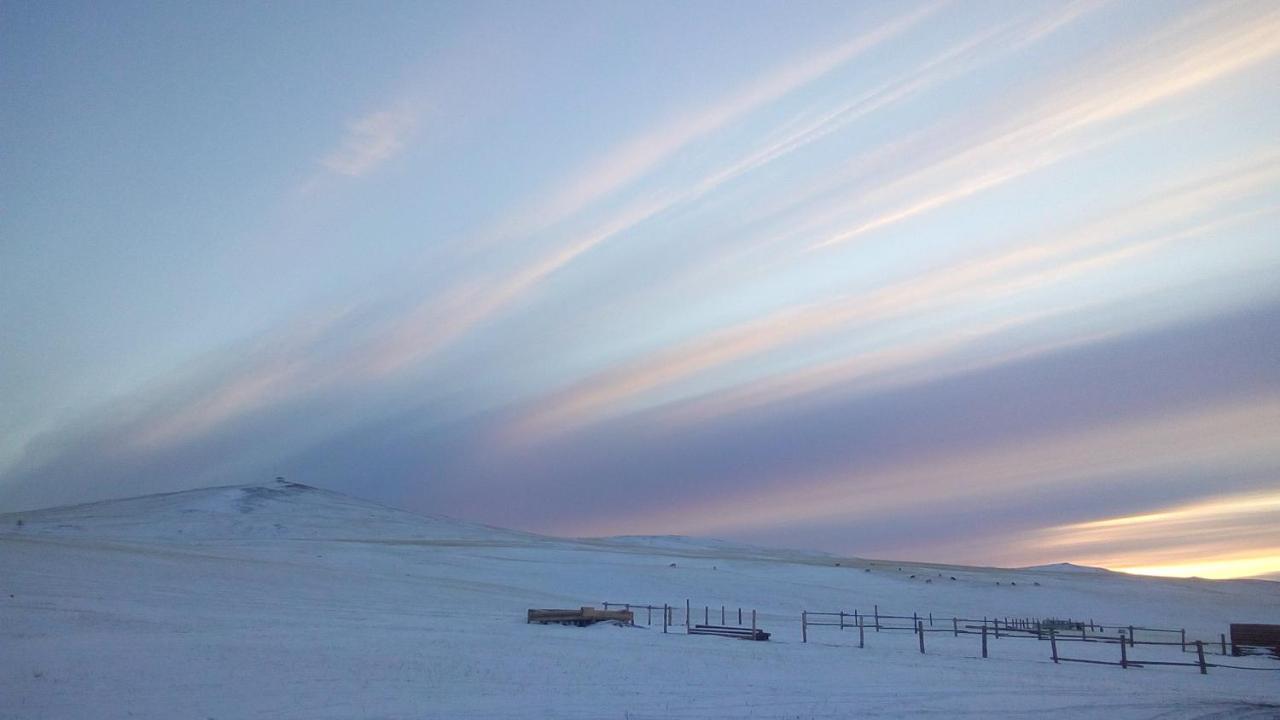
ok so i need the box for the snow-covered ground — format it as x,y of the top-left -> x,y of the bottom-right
2,482 -> 1277,719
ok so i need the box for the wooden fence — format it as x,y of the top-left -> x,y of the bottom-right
592,598 -> 1277,674
602,600 -> 764,636
801,606 -> 1280,674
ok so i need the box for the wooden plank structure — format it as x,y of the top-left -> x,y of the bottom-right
687,624 -> 770,641
527,606 -> 634,626
1229,623 -> 1280,656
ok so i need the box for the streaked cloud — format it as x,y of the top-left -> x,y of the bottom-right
558,393 -> 1280,539
4,1 -> 1278,579
490,3 -> 941,241
1034,491 -> 1280,579
809,1 -> 1280,251
130,357 -> 305,450
509,156 -> 1279,442
688,2 -> 1100,201
332,2 -> 1107,390
352,5 -> 946,378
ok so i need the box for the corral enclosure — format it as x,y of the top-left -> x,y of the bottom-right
3,482 -> 1278,719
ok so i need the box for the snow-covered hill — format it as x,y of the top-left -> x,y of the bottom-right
2,482 -> 1277,719
3,480 -> 550,544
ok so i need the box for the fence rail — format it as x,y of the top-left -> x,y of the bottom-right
590,598 -> 1278,675
801,605 -> 1279,675
602,600 -> 767,636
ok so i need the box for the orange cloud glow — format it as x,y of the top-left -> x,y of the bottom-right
1035,491 -> 1280,578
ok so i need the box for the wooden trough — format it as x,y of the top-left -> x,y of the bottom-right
1230,623 -> 1280,656
688,624 -> 770,641
527,606 -> 634,626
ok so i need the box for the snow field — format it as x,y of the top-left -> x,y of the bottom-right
2,483 -> 1277,719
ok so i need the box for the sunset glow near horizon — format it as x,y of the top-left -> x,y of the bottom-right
3,1 -> 1278,578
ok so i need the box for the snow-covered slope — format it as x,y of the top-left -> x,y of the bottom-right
2,482 -> 1277,719
4,480 -> 550,544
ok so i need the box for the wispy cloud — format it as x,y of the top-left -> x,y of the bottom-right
492,3 -> 941,240
519,0 -> 1270,380
121,308 -> 363,451
129,357 -> 305,450
377,3 -> 1106,398
506,156 -> 1280,442
362,6 -> 945,376
689,0 -> 1105,203
115,147 -> 1278,458
361,192 -> 681,379
350,2 -> 1124,397
654,306 -> 1120,429
7,1 -> 1277,584
320,106 -> 419,178
810,1 -> 1280,250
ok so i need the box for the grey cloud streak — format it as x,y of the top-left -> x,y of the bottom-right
6,296 -> 1274,573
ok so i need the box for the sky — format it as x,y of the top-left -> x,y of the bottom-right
2,0 -> 1278,579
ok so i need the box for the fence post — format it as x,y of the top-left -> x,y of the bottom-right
663,604 -> 668,634
840,611 -> 845,630
953,617 -> 958,637
874,605 -> 880,632
918,621 -> 925,654
929,612 -> 933,627
981,623 -> 988,658
1128,625 -> 1135,647
1196,641 -> 1207,674
994,618 -> 1000,639
704,606 -> 708,625
752,609 -> 757,637
686,599 -> 690,627
1180,628 -> 1186,652
721,605 -> 725,625
1220,633 -> 1227,656
913,612 -> 919,634
859,614 -> 865,648
738,607 -> 742,625
1120,633 -> 1128,669
647,605 -> 652,625
1050,629 -> 1058,663
802,611 -> 808,643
